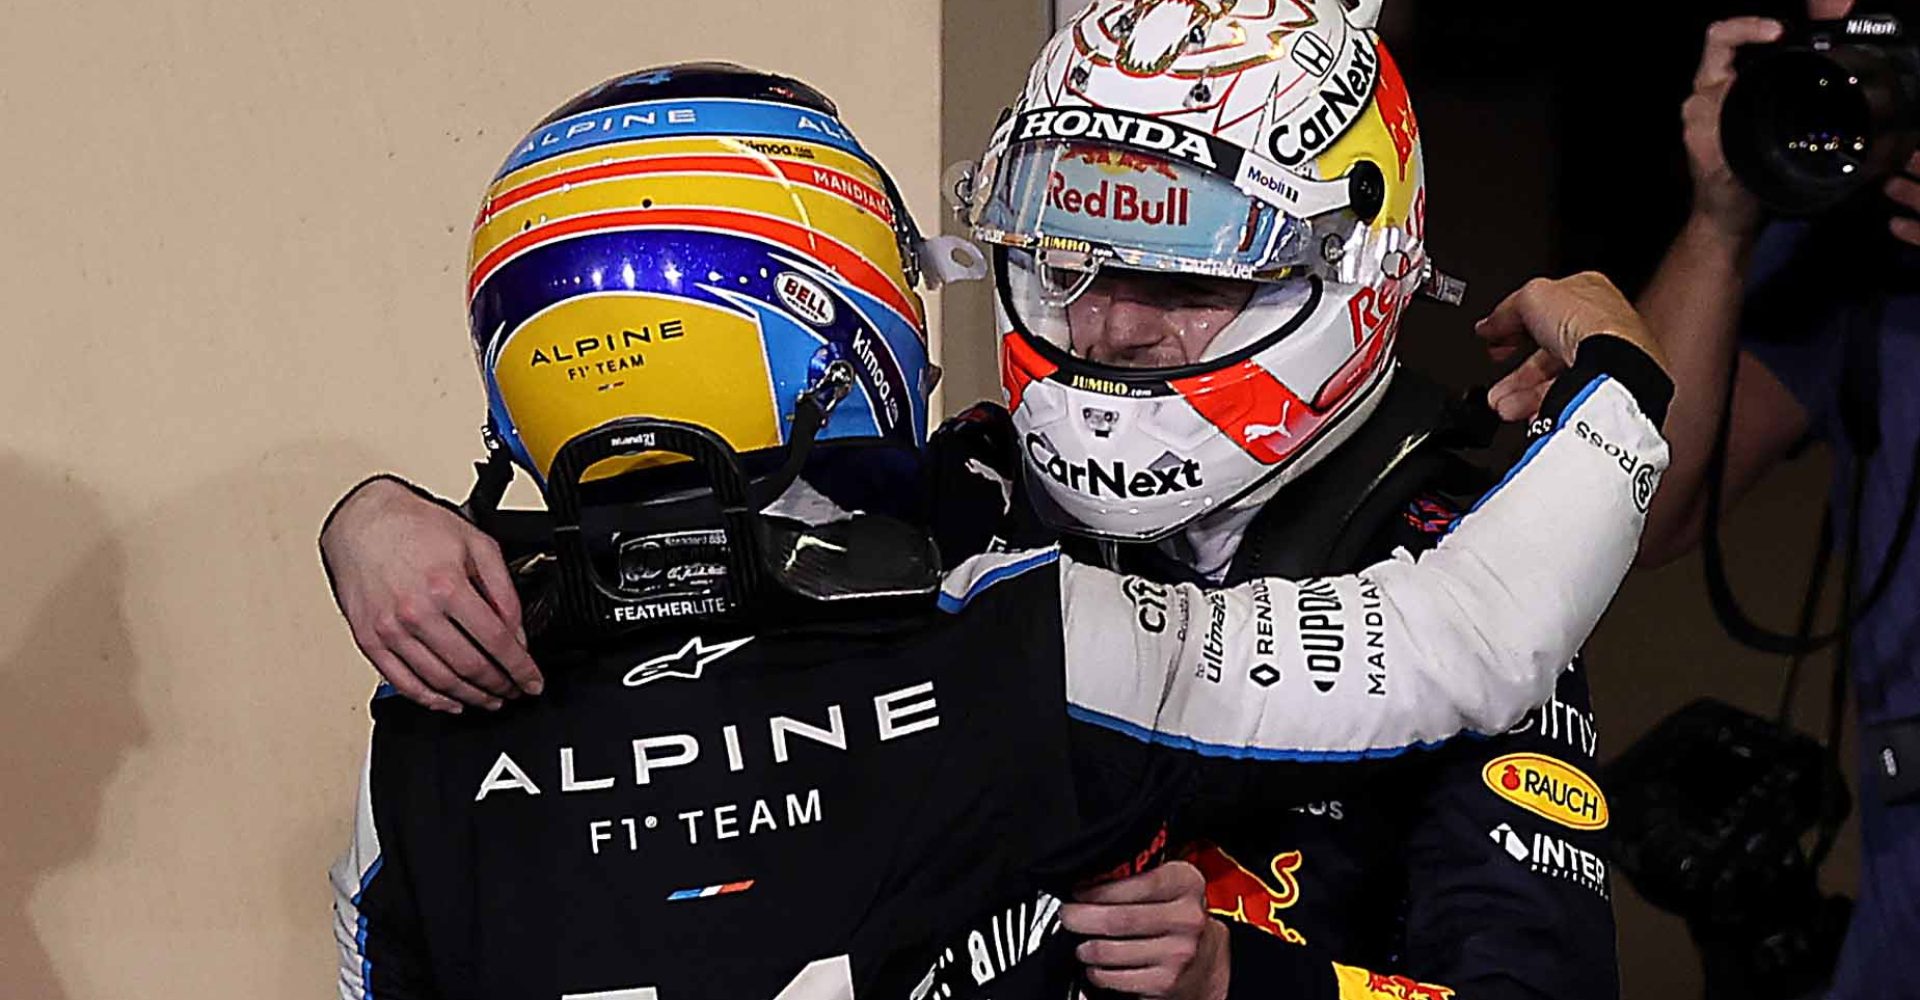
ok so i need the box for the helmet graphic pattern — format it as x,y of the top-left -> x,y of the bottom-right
467,64 -> 932,488
969,0 -> 1441,541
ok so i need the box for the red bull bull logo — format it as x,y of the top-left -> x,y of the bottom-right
1332,965 -> 1457,999
1374,41 -> 1419,182
1065,145 -> 1183,181
1185,844 -> 1307,945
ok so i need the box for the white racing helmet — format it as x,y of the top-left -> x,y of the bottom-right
955,0 -> 1464,542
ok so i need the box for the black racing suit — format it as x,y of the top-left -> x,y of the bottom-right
333,579 -> 1082,1000
1027,363 -> 1624,1000
331,343 -> 1667,1000
1134,369 -> 1618,1000
1189,659 -> 1614,1000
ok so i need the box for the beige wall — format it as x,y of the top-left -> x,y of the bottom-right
937,0 -> 1051,408
0,2 -> 941,997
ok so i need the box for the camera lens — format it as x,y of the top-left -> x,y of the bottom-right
1762,56 -> 1872,179
1723,44 -> 1919,215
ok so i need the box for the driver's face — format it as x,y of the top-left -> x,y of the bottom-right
1065,270 -> 1253,368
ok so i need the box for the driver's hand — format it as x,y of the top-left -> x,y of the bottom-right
1063,861 -> 1231,1000
320,477 -> 541,712
1477,272 -> 1665,424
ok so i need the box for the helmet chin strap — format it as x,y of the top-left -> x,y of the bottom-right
465,360 -> 946,637
1162,504 -> 1264,584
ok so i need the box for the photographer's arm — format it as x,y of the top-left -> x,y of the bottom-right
1636,222 -> 1808,567
1632,17 -> 1811,567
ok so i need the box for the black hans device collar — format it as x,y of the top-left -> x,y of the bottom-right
464,366 -> 943,640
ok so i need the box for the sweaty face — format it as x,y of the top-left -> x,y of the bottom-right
1064,269 -> 1255,369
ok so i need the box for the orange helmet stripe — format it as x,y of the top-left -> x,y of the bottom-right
468,206 -> 921,326
1001,333 -> 1059,413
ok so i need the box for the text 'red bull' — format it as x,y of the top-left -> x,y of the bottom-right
1047,173 -> 1192,227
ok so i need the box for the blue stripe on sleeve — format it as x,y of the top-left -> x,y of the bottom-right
1066,703 -> 1454,762
1447,374 -> 1610,534
937,549 -> 1060,614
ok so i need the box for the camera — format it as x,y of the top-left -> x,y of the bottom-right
1722,11 -> 1920,215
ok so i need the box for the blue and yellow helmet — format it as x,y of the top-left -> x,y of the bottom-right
468,63 -> 934,490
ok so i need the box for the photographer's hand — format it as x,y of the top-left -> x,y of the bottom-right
1683,17 -> 1784,242
1889,150 -> 1920,247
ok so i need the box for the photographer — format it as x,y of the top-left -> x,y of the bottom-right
1620,1 -> 1920,995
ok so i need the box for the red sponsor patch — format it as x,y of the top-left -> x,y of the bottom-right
1403,495 -> 1461,536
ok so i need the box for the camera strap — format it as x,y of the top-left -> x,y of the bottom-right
1700,292 -> 1919,655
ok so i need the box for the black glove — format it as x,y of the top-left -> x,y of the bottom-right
925,402 -> 1028,566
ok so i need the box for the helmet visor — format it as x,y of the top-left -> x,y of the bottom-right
1002,247 -> 1322,371
974,138 -> 1316,279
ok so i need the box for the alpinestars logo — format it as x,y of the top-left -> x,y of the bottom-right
1489,823 -> 1610,899
623,635 -> 755,688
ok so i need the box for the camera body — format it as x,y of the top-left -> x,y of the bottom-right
1723,11 -> 1920,216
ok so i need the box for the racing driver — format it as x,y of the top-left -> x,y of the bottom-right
325,52 -> 1670,1000
946,2 -> 1639,997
